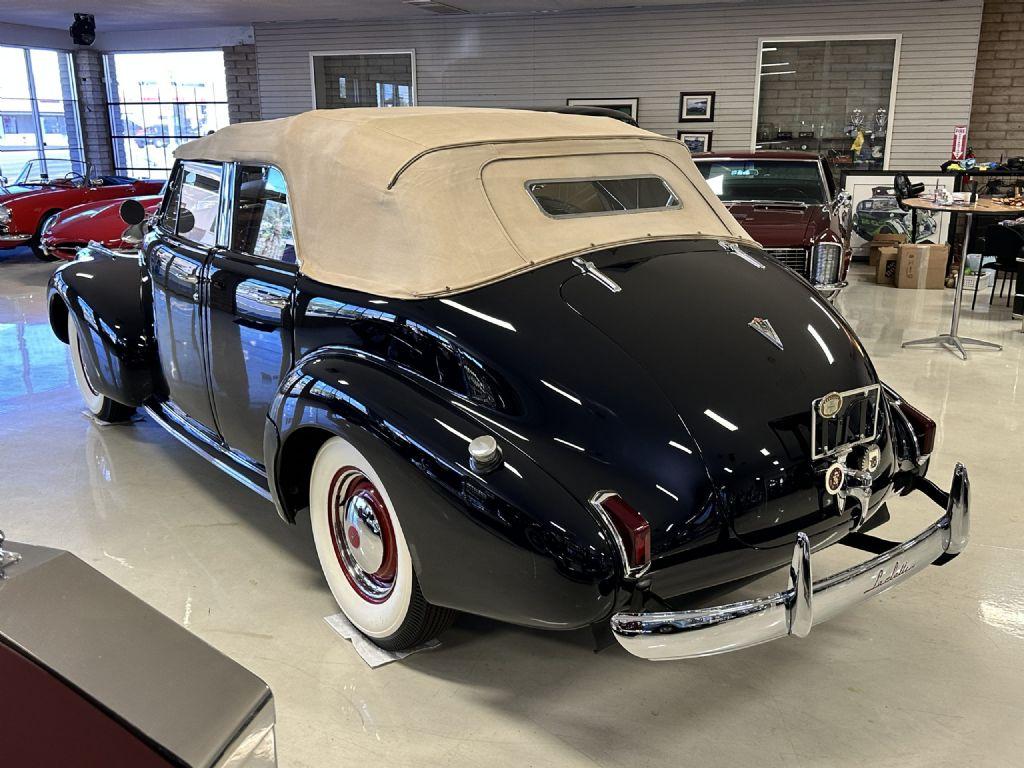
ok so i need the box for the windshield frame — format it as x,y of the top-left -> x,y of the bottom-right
695,157 -> 831,206
14,158 -> 93,187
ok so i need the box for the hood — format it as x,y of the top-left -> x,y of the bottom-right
724,202 -> 829,249
405,239 -> 881,563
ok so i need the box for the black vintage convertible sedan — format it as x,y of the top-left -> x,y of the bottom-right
48,108 -> 969,660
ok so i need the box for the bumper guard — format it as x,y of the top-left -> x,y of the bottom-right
610,463 -> 969,660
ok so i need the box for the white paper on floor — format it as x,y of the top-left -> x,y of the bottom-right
324,613 -> 440,668
80,410 -> 144,427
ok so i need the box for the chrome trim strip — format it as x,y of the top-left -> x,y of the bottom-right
572,256 -> 622,293
611,463 -> 969,661
145,405 -> 272,501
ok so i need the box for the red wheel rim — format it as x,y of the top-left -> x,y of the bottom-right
328,467 -> 398,603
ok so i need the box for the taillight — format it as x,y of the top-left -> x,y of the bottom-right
898,397 -> 936,456
592,492 -> 651,574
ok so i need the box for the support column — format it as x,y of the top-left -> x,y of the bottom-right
223,44 -> 261,124
71,49 -> 114,175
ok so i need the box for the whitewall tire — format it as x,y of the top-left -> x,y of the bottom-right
68,313 -> 135,423
310,436 -> 454,650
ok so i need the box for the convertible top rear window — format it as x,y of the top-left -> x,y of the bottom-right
527,176 -> 680,218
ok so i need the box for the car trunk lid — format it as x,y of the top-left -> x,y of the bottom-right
559,239 -> 879,549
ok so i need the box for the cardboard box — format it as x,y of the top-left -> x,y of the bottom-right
896,244 -> 927,288
876,249 -> 898,284
869,233 -> 908,266
924,244 -> 949,289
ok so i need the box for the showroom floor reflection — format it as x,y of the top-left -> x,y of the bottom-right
2,249 -> 1023,767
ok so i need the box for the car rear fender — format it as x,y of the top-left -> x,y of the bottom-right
47,245 -> 161,407
265,348 -> 622,630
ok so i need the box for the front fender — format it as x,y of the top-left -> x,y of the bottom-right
265,348 -> 622,630
47,246 -> 160,407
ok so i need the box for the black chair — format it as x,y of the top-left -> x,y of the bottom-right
971,224 -> 1024,310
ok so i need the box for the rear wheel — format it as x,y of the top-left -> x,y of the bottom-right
310,436 -> 454,651
31,211 -> 60,261
68,314 -> 136,423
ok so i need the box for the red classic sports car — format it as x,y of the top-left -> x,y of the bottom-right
0,159 -> 163,261
694,151 -> 852,299
40,196 -> 162,261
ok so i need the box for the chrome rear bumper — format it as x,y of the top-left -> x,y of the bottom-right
0,233 -> 32,244
611,463 -> 969,661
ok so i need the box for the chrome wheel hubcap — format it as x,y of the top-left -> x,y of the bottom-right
328,467 -> 397,603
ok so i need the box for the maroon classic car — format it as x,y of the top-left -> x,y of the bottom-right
40,195 -> 162,261
694,151 -> 852,298
0,159 -> 164,261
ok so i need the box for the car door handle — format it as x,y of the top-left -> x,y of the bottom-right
182,274 -> 201,284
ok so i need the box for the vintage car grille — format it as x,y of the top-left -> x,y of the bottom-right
764,248 -> 809,277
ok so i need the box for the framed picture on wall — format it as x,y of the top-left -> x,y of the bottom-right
677,130 -> 712,153
679,92 -> 715,122
841,171 -> 956,255
566,97 -> 639,121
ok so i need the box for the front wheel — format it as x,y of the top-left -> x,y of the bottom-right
68,314 -> 136,423
310,436 -> 454,651
31,211 -> 60,261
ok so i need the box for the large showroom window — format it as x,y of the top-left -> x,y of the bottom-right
0,45 -> 84,183
105,50 -> 230,178
310,51 -> 416,109
754,37 -> 899,174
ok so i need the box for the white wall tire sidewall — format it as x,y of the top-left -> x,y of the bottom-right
68,314 -> 105,415
310,437 -> 414,639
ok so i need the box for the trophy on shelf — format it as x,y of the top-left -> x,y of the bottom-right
874,108 -> 888,138
845,108 -> 866,138
847,108 -> 867,160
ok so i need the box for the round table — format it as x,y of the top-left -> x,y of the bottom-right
900,196 -> 1020,360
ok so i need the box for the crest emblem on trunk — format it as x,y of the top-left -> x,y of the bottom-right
748,317 -> 783,350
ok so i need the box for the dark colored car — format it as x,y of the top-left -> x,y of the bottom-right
694,151 -> 853,299
0,159 -> 164,260
40,195 -> 162,261
48,108 -> 968,661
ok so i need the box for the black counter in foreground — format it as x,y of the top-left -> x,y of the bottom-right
0,540 -> 276,767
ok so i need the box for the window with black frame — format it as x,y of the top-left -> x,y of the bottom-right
0,45 -> 85,182
105,50 -> 229,179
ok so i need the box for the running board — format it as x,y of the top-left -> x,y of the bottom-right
143,405 -> 272,501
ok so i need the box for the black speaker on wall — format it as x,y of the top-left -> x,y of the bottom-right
70,13 -> 96,46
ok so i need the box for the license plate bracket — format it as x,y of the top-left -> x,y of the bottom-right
811,384 -> 881,460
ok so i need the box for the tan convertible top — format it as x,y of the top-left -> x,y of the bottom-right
175,107 -> 754,298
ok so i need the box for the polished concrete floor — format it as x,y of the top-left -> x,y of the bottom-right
2,248 -> 1023,767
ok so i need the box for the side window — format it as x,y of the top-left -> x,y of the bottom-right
232,165 -> 296,263
175,163 -> 222,247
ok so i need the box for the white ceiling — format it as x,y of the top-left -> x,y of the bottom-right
3,0 -> 752,32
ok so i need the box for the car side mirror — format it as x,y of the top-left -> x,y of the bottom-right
0,176 -> 7,186
119,198 -> 147,226
176,208 -> 196,235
